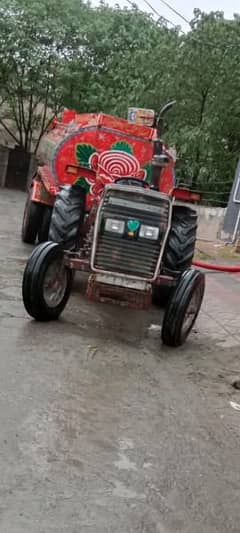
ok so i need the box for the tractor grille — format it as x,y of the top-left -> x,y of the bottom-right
92,186 -> 170,279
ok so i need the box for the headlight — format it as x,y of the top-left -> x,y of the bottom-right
139,225 -> 159,240
105,218 -> 125,234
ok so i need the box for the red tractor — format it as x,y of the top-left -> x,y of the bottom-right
22,103 -> 205,346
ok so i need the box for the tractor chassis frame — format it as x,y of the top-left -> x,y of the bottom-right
64,252 -> 177,309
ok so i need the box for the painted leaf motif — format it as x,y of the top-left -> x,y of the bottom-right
111,141 -> 133,154
74,177 -> 91,192
76,144 -> 96,167
143,161 -> 152,183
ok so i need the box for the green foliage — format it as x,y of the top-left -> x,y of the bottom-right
165,11 -> 240,204
0,0 -> 88,151
0,0 -> 239,204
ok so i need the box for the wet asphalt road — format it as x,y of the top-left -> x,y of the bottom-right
0,189 -> 240,533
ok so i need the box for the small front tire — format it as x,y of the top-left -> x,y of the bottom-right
22,241 -> 72,321
161,269 -> 205,347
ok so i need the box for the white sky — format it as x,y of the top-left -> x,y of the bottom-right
98,0 -> 239,32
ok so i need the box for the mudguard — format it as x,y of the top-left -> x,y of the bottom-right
31,166 -> 58,206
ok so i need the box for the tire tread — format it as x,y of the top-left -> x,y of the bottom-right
49,186 -> 85,249
163,205 -> 197,271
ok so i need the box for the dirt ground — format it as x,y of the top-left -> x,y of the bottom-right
0,189 -> 240,533
195,239 -> 240,262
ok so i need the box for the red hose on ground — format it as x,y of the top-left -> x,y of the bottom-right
192,260 -> 240,273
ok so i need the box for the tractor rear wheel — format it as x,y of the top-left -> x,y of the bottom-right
48,185 -> 85,250
161,268 -> 205,347
21,192 -> 43,244
22,241 -> 72,321
38,206 -> 52,242
163,205 -> 197,272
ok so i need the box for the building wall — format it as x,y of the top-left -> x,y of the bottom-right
176,201 -> 226,242
196,205 -> 226,241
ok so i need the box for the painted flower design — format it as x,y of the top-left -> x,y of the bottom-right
75,143 -> 147,200
87,150 -> 146,198
89,150 -> 146,181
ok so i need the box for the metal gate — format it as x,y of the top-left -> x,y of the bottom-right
5,146 -> 30,191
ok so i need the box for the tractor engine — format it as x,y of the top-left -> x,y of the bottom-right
86,184 -> 171,308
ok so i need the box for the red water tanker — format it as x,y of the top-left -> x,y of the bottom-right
21,104 -> 198,243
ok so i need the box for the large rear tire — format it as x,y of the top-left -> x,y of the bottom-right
38,206 -> 52,242
161,269 -> 205,347
48,185 -> 85,250
163,205 -> 197,272
22,241 -> 72,321
21,193 -> 43,244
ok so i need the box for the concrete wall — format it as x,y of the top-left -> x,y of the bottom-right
197,205 -> 226,241
180,202 -> 226,242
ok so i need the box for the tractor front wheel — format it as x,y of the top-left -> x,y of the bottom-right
161,269 -> 205,347
22,241 -> 72,321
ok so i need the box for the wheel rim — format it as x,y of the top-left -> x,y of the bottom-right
181,284 -> 203,336
43,258 -> 68,308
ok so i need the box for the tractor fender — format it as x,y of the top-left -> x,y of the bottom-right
170,187 -> 201,203
31,166 -> 59,206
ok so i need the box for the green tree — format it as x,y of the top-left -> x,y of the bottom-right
61,3 -> 179,116
0,0 -> 239,206
0,0 -> 88,152
167,10 -> 240,204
